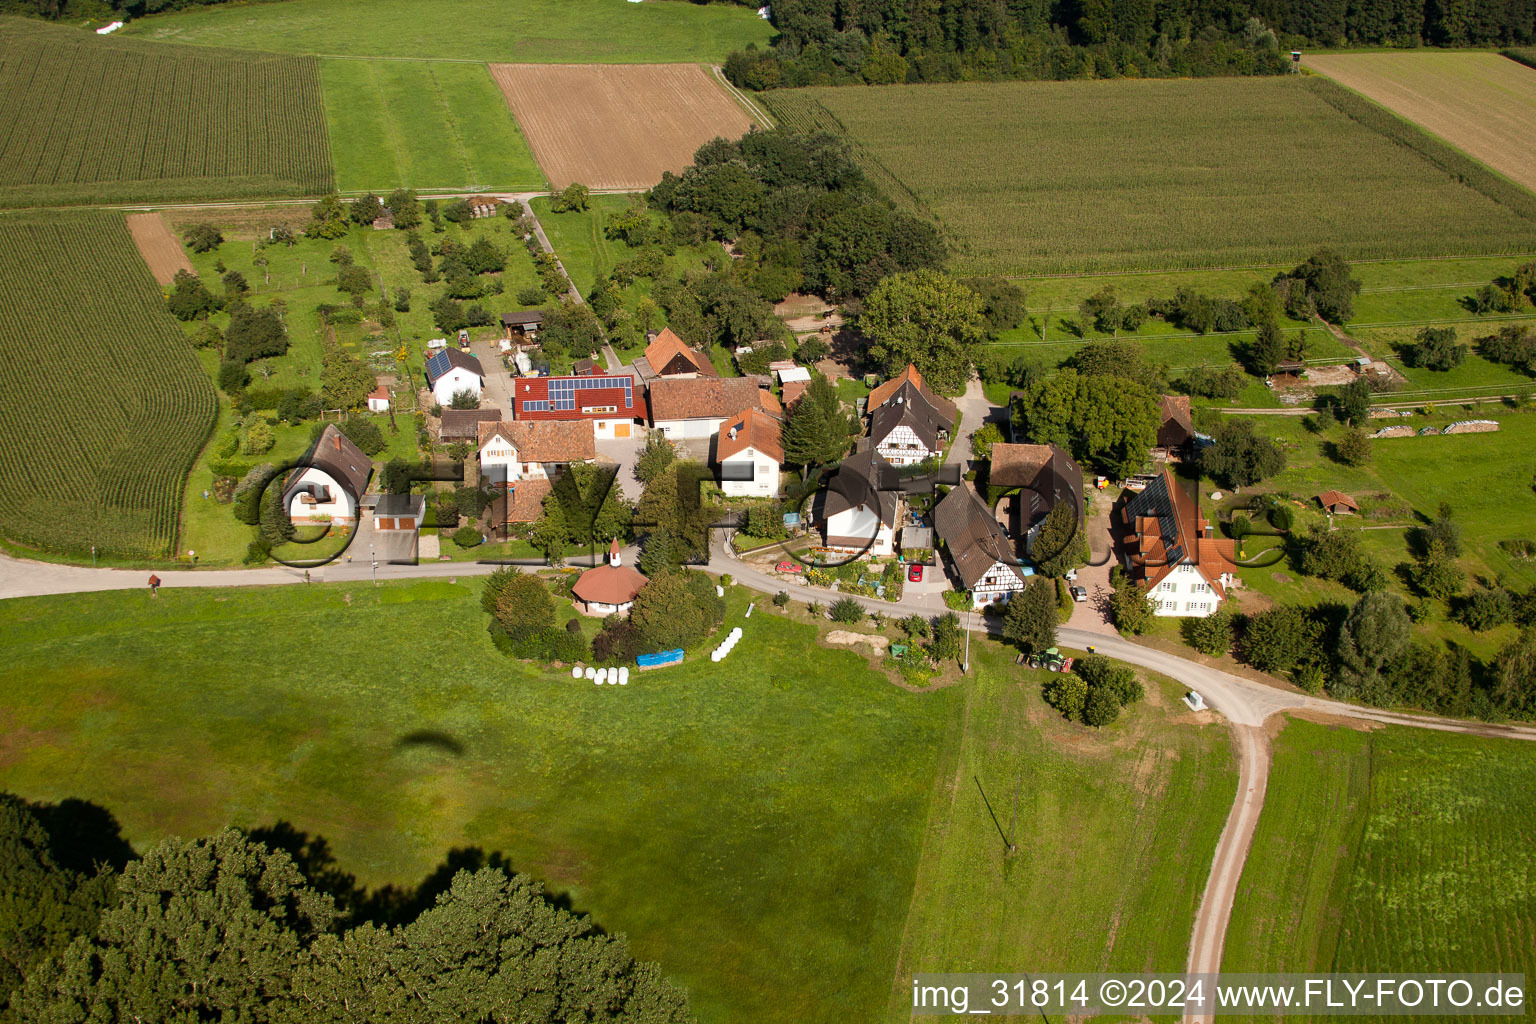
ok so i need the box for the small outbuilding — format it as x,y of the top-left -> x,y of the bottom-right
572,540 -> 648,616
366,383 -> 391,413
1316,490 -> 1359,515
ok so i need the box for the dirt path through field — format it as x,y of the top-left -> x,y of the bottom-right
1305,52 -> 1536,193
488,63 -> 758,190
125,212 -> 194,285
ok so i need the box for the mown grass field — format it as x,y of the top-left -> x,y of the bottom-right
1223,719 -> 1536,991
122,0 -> 773,62
321,59 -> 545,193
0,210 -> 217,560
0,581 -> 959,1024
0,17 -> 331,206
886,648 -> 1236,1020
789,77 -> 1536,275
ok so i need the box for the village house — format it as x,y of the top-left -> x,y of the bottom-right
716,408 -> 783,498
820,449 -> 899,557
425,348 -> 484,406
638,327 -> 718,380
512,372 -> 639,440
649,377 -> 781,441
866,365 -> 957,467
283,425 -> 372,523
476,419 -> 596,489
485,479 -> 553,535
572,539 -> 648,616
1121,467 -> 1239,618
934,483 -> 1030,608
988,442 -> 1083,557
1316,490 -> 1359,515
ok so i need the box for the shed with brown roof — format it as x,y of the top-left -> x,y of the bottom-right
1157,394 -> 1195,450
1316,490 -> 1359,514
439,407 -> 502,442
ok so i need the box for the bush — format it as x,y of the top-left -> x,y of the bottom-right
943,589 -> 971,611
1268,504 -> 1294,531
393,288 -> 411,312
1042,674 -> 1088,720
217,360 -> 249,394
1181,610 -> 1234,657
829,597 -> 864,624
336,416 -> 386,456
452,526 -> 483,549
1457,588 -> 1512,632
1107,567 -> 1155,634
772,590 -> 790,607
516,285 -> 546,306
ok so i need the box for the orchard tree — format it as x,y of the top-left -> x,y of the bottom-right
1201,418 -> 1286,488
1339,378 -> 1373,426
183,222 -> 223,253
349,193 -> 384,224
1334,590 -> 1411,698
861,269 -> 987,394
1334,427 -> 1371,467
166,270 -> 219,321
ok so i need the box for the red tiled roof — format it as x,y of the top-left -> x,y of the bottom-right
717,407 -> 784,464
477,419 -> 595,463
649,377 -> 777,422
1316,489 -> 1359,511
867,364 -> 958,424
486,478 -> 552,526
644,328 -> 717,377
572,563 -> 648,605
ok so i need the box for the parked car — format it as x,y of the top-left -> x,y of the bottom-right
775,561 -> 803,574
907,564 -> 923,583
1070,585 -> 1088,603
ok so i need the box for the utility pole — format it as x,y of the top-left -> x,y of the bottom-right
963,606 -> 973,674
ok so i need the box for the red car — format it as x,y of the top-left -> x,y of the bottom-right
907,564 -> 923,583
776,561 -> 803,574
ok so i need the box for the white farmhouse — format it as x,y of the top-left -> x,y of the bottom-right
1121,467 -> 1239,617
425,348 -> 484,407
282,425 -> 372,523
820,449 -> 899,557
716,408 -> 782,498
476,419 -> 596,489
933,483 -> 1029,609
648,376 -> 781,440
866,365 -> 957,467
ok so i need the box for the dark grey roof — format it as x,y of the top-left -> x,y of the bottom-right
823,449 -> 898,526
500,310 -> 544,326
426,348 -> 483,385
439,407 -> 501,439
375,493 -> 425,518
286,425 -> 371,502
1122,471 -> 1188,566
933,484 -> 1020,589
869,380 -> 951,451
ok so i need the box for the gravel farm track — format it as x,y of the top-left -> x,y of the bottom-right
1305,52 -> 1536,194
488,63 -> 760,190
125,212 -> 195,285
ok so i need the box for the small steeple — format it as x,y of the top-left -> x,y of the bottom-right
609,538 -> 621,567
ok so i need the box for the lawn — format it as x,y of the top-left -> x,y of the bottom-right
321,59 -> 546,193
0,582 -> 959,1024
0,17 -> 331,207
1223,718 -> 1536,989
789,77 -> 1536,275
885,646 -> 1237,1020
122,0 -> 773,62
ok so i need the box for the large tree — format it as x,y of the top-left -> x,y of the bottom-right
1030,501 -> 1084,578
628,570 -> 725,652
781,373 -> 857,471
1334,590 -> 1412,700
861,269 -> 987,394
1002,576 -> 1056,657
1201,418 -> 1286,488
1011,369 -> 1158,478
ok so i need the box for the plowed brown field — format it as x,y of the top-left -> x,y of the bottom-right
126,212 -> 194,286
1305,52 -> 1536,193
489,63 -> 757,190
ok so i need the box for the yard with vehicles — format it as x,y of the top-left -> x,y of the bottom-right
121,0 -> 774,63
0,17 -> 332,207
776,77 -> 1536,275
490,63 -> 759,191
0,209 -> 217,561
0,579 -> 960,1024
1222,718 -> 1536,984
1304,51 -> 1536,195
321,59 -> 546,193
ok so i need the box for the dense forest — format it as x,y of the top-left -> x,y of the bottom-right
722,0 -> 1536,88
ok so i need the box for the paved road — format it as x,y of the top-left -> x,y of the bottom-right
946,375 -> 994,468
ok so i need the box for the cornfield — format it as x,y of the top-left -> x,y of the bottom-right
0,210 -> 217,558
788,77 -> 1536,276
0,17 -> 333,206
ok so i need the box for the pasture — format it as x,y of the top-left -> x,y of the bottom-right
321,59 -> 545,193
1305,52 -> 1536,194
122,0 -> 774,63
490,63 -> 759,190
0,210 -> 217,559
0,17 -> 332,206
1223,718 -> 1536,985
0,582 -> 960,1024
886,648 -> 1236,1020
790,77 -> 1536,275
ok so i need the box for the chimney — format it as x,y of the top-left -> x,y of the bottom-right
333,431 -> 341,452
609,538 -> 621,568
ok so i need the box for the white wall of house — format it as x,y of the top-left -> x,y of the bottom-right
580,598 -> 634,616
1149,562 -> 1225,617
431,368 -> 482,406
286,468 -> 356,521
591,418 -> 634,439
825,504 -> 895,557
875,424 -> 934,466
720,449 -> 779,497
479,437 -> 551,485
367,395 -> 390,413
654,417 -> 724,440
967,561 -> 1028,609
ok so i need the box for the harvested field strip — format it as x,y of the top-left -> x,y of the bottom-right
489,63 -> 758,190
126,212 -> 194,285
0,210 -> 217,558
1303,58 -> 1536,210
0,17 -> 332,207
797,77 -> 1536,275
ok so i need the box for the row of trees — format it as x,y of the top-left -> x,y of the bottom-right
0,792 -> 692,1022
